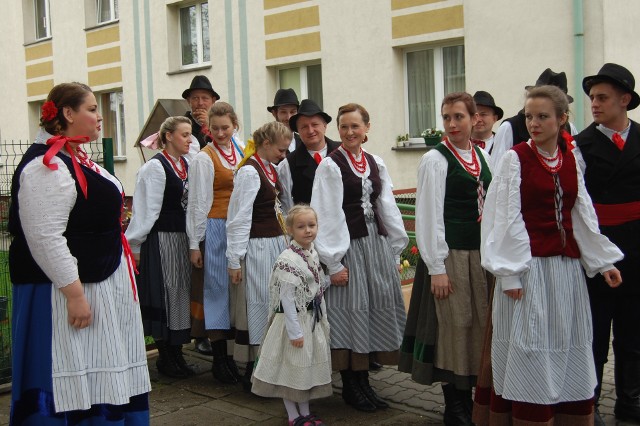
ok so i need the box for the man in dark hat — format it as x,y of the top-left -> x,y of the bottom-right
491,68 -> 578,166
573,63 -> 640,425
182,75 -> 220,149
471,91 -> 503,157
267,88 -> 300,152
276,99 -> 340,211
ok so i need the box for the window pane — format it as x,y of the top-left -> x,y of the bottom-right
279,68 -> 301,100
443,45 -> 465,94
100,93 -> 116,141
97,0 -> 110,23
180,6 -> 197,65
35,0 -> 48,39
201,3 -> 210,62
306,65 -> 323,110
114,0 -> 119,20
407,50 -> 435,137
115,92 -> 125,156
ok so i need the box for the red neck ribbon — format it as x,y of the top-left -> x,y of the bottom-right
43,135 -> 92,199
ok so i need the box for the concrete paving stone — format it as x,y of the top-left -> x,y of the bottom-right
373,412 -> 442,425
386,388 -> 422,404
148,384 -> 210,413
375,384 -> 405,399
374,371 -> 413,385
176,373 -> 239,399
202,398 -> 273,422
151,404 -> 273,426
369,368 -> 399,381
221,391 -> 289,417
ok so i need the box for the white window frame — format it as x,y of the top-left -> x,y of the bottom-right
98,91 -> 126,159
403,43 -> 465,140
277,63 -> 323,106
96,0 -> 118,24
34,0 -> 51,40
179,2 -> 210,68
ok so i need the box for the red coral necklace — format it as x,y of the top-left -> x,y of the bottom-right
162,150 -> 187,180
444,139 -> 480,178
214,141 -> 237,166
344,147 -> 367,174
253,153 -> 277,184
530,140 -> 562,174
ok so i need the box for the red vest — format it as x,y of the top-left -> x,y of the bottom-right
513,143 -> 580,258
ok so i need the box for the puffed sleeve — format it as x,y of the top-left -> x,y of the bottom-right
18,157 -> 79,288
225,165 -> 260,269
571,155 -> 623,276
186,151 -> 214,250
276,158 -> 294,214
310,158 -> 349,275
372,154 -> 408,262
125,159 -> 166,253
490,121 -> 514,170
184,135 -> 201,163
480,150 -> 532,291
415,150 -> 449,275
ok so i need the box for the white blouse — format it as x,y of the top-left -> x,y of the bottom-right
481,144 -> 624,291
18,130 -> 123,288
125,153 -> 186,253
225,157 -> 278,270
415,144 -> 491,275
310,146 -> 408,276
186,142 -> 242,250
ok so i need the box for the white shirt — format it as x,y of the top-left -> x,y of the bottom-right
415,143 -> 491,275
226,157 -> 278,269
481,143 -> 623,291
310,146 -> 409,275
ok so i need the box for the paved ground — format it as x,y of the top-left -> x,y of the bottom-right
0,341 -> 634,425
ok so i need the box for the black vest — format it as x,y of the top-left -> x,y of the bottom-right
287,137 -> 340,205
150,153 -> 188,233
330,150 -> 387,239
185,111 -> 210,149
504,111 -> 530,146
9,144 -> 123,284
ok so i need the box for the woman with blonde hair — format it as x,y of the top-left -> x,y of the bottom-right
226,121 -> 292,389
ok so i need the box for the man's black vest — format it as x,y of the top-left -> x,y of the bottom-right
287,137 -> 340,204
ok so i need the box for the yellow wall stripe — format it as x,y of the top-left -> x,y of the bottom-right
25,42 -> 53,61
265,32 -> 320,59
391,0 -> 444,10
27,79 -> 54,97
264,6 -> 319,34
87,47 -> 122,67
26,61 -> 53,79
392,5 -> 463,38
86,25 -> 120,48
264,0 -> 308,10
88,66 -> 122,86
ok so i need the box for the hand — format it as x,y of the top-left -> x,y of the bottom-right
290,337 -> 304,348
190,249 -> 203,268
133,252 -> 140,267
330,267 -> 349,286
603,268 -> 622,288
430,274 -> 453,299
228,268 -> 242,285
60,280 -> 92,329
504,288 -> 523,300
397,263 -> 402,273
193,109 -> 209,127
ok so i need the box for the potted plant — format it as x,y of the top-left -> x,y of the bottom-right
396,133 -> 410,147
421,128 -> 443,146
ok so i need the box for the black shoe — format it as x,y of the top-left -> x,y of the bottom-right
194,337 -> 213,355
155,340 -> 188,379
242,361 -> 255,392
172,345 -> 197,376
614,401 -> 640,423
211,340 -> 238,384
356,370 -> 389,409
227,356 -> 242,381
441,383 -> 472,426
369,361 -> 383,370
340,370 -> 377,412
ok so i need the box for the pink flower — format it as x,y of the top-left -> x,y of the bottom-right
410,245 -> 419,255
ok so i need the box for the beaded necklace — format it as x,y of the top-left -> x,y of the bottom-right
253,153 -> 277,184
530,140 -> 563,174
213,141 -> 237,167
444,139 -> 480,178
344,146 -> 367,174
162,150 -> 187,180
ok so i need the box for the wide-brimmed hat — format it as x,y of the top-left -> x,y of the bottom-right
583,63 -> 640,111
525,68 -> 574,103
267,88 -> 300,112
182,75 -> 220,100
472,91 -> 503,120
289,99 -> 332,132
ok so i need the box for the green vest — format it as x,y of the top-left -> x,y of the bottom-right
433,143 -> 492,250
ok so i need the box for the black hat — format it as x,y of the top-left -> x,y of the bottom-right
289,99 -> 332,132
472,91 -> 504,120
182,75 -> 220,100
267,88 -> 300,112
525,68 -> 574,103
583,63 -> 640,111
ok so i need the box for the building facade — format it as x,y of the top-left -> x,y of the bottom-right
1,0 -> 639,192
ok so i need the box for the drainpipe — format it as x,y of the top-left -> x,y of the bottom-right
573,0 -> 585,130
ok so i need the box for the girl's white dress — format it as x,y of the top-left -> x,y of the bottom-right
251,241 -> 333,403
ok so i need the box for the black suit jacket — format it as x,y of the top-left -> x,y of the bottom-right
287,136 -> 340,205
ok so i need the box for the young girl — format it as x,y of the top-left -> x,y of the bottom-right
252,205 -> 331,426
226,121 -> 292,389
126,116 -> 194,378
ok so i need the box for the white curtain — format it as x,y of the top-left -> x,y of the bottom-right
443,45 -> 465,95
407,49 -> 435,137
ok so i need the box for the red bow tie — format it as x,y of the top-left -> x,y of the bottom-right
471,139 -> 485,150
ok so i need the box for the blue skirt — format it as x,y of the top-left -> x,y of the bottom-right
10,283 -> 149,425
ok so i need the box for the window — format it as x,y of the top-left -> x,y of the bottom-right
99,92 -> 126,158
405,44 -> 465,137
34,0 -> 51,40
97,0 -> 118,24
278,64 -> 323,110
180,2 -> 210,67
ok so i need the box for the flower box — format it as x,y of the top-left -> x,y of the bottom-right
423,136 -> 441,146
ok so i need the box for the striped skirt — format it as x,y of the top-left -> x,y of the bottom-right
326,220 -> 406,371
244,236 -> 287,346
11,257 -> 151,424
138,231 -> 191,344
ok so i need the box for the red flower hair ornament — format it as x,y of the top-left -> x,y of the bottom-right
41,101 -> 58,122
